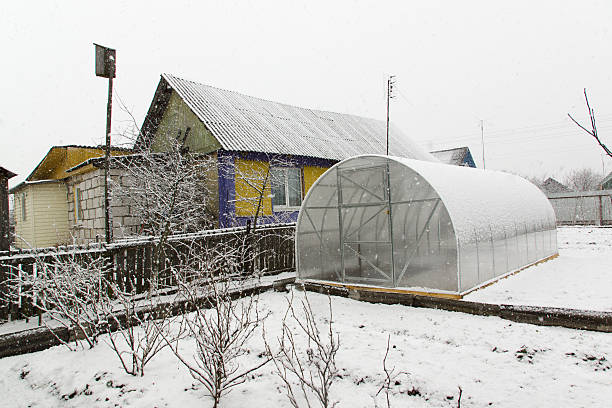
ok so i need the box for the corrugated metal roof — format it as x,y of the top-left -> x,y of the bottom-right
161,74 -> 435,162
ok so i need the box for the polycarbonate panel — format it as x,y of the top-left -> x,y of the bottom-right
302,169 -> 339,208
493,235 -> 507,277
458,241 -> 479,292
393,200 -> 458,292
343,242 -> 393,284
478,234 -> 495,283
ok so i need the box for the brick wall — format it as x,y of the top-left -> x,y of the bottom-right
67,168 -> 140,244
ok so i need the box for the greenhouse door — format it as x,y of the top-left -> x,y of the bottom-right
338,164 -> 394,286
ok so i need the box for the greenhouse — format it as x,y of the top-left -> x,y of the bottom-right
296,155 -> 558,297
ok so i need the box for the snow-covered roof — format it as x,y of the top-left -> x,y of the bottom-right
389,156 -> 555,242
139,74 -> 436,162
540,177 -> 571,194
430,146 -> 475,167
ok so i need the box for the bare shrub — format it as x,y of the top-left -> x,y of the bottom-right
375,335 -> 407,408
265,289 -> 340,408
102,278 -> 177,376
163,240 -> 270,408
6,251 -> 107,350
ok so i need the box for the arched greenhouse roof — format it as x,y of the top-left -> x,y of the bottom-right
296,155 -> 558,296
390,156 -> 556,243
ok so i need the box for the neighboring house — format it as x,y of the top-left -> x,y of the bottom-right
601,171 -> 612,190
0,166 -> 16,251
137,73 -> 436,228
540,177 -> 571,194
430,146 -> 476,167
10,146 -> 131,248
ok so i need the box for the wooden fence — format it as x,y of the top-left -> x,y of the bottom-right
0,223 -> 296,321
547,190 -> 612,225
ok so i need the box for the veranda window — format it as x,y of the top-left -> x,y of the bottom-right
75,187 -> 84,222
271,167 -> 302,210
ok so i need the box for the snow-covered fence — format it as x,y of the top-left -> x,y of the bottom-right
0,223 -> 296,320
547,190 -> 612,225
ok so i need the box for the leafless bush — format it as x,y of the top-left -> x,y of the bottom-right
162,241 -> 270,408
374,335 -> 407,408
102,278 -> 178,376
5,251 -> 107,350
265,289 -> 340,408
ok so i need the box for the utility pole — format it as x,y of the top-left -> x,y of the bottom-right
94,44 -> 116,244
386,75 -> 396,156
480,119 -> 486,169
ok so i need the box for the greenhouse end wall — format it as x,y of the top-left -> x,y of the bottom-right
296,155 -> 558,295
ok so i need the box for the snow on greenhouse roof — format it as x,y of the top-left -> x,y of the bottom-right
389,156 -> 556,242
141,74 -> 436,162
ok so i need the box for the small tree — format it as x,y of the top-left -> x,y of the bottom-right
564,168 -> 602,191
111,133 -> 217,290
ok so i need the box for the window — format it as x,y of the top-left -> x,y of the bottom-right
21,193 -> 26,221
271,167 -> 302,210
74,187 -> 84,222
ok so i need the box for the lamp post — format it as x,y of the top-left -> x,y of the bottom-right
94,43 -> 116,244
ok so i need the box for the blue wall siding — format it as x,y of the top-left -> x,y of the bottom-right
217,150 -> 336,228
462,150 -> 477,168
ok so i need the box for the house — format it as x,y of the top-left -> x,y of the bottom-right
430,146 -> 476,167
137,73 -> 437,228
539,177 -> 571,194
10,146 -> 131,248
0,166 -> 16,251
601,171 -> 612,190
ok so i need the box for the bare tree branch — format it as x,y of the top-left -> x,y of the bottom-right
568,88 -> 612,158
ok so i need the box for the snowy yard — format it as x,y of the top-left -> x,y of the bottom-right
0,226 -> 611,407
466,227 -> 612,311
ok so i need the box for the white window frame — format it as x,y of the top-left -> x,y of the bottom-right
20,193 -> 26,221
74,187 -> 84,222
271,167 -> 302,211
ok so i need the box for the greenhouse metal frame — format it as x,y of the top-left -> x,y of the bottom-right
296,155 -> 558,297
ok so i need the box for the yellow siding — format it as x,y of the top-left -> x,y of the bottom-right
303,166 -> 329,194
234,158 -> 273,217
152,91 -> 222,154
13,182 -> 69,248
13,185 -> 35,248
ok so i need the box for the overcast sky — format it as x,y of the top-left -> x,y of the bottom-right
2,0 -> 611,187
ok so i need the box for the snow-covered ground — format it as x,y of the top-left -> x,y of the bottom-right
0,227 -> 611,407
0,289 -> 610,408
465,227 -> 612,311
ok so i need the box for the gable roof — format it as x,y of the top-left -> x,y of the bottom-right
0,166 -> 16,179
540,177 -> 571,193
139,74 -> 435,162
26,145 -> 132,181
430,146 -> 476,167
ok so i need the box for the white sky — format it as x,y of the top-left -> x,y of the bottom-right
1,0 -> 611,187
